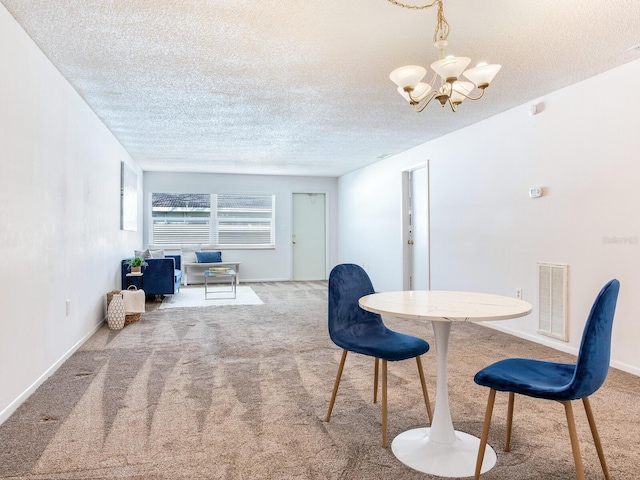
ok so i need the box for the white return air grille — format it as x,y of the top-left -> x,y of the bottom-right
537,262 -> 569,341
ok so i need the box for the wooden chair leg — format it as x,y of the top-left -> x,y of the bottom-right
326,350 -> 348,422
562,400 -> 586,480
505,392 -> 515,451
382,359 -> 388,448
415,356 -> 433,423
582,397 -> 610,480
475,389 -> 497,480
374,357 -> 379,404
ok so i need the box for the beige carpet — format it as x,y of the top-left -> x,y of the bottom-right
0,281 -> 638,479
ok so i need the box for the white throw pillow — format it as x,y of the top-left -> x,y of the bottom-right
149,249 -> 165,259
181,245 -> 199,263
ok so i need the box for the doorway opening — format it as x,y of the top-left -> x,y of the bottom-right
402,163 -> 430,290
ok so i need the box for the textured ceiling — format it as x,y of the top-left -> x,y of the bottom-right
2,0 -> 640,176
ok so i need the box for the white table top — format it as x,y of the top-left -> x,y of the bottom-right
359,290 -> 532,322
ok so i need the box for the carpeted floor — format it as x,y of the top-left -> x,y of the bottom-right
0,281 -> 638,479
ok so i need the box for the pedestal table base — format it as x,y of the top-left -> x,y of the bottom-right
392,427 -> 496,477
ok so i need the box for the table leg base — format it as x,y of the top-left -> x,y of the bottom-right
391,427 -> 497,478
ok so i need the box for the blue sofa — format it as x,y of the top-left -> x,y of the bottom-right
121,255 -> 183,296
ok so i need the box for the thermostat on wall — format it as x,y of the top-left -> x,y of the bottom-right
529,187 -> 542,198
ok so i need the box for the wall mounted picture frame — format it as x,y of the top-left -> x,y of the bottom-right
120,161 -> 137,231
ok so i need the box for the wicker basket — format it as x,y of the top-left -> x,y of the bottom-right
106,290 -> 141,324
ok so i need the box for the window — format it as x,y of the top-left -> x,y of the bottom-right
151,193 -> 275,247
151,193 -> 210,245
214,194 -> 275,246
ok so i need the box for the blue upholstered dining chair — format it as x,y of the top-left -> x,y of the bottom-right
324,263 -> 433,448
473,279 -> 620,480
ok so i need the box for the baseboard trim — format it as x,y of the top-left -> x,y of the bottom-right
480,321 -> 640,377
609,359 -> 640,376
0,320 -> 104,425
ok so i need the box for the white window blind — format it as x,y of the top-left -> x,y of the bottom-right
150,193 -> 275,247
213,194 -> 275,246
151,193 -> 210,245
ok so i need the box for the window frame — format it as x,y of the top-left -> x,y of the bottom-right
149,192 -> 276,249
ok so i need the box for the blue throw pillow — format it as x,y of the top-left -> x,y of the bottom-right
195,251 -> 222,263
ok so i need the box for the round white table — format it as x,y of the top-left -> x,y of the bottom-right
359,290 -> 532,478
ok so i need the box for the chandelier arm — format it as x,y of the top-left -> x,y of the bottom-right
429,70 -> 439,87
456,86 -> 486,101
412,91 -> 439,112
407,88 -> 438,104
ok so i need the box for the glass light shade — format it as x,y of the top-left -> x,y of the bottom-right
397,82 -> 432,102
449,81 -> 475,103
412,82 -> 432,101
430,56 -> 471,81
389,65 -> 427,89
463,63 -> 502,87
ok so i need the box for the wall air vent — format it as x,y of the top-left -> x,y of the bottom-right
537,262 -> 569,341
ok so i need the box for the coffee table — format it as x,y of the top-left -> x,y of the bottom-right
204,269 -> 237,299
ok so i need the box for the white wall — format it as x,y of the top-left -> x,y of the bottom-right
0,4 -> 143,422
338,58 -> 640,376
144,172 -> 338,281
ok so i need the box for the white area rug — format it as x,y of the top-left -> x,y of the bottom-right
159,286 -> 263,309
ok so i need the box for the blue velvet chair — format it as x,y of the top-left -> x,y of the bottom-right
325,263 -> 433,447
473,279 -> 620,480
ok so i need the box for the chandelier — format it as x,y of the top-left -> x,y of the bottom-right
387,0 -> 501,112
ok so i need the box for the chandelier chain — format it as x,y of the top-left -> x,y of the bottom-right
386,0 -> 450,42
385,0 -> 438,10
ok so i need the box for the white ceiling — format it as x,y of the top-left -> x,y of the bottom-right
2,0 -> 640,177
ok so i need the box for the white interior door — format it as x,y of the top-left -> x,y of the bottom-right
408,165 -> 430,290
292,193 -> 326,281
